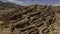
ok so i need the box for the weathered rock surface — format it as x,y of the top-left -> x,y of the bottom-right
0,1 -> 56,34
0,4 -> 56,34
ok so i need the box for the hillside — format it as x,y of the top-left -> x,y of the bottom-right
0,1 -> 60,34
53,6 -> 60,13
0,1 -> 25,15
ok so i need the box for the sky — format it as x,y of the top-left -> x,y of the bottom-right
0,0 -> 60,6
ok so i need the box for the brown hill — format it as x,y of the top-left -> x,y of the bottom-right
0,2 -> 56,34
53,6 -> 60,13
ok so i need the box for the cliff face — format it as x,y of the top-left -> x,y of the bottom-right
0,1 -> 56,34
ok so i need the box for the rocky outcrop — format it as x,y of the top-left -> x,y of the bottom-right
0,3 -> 56,34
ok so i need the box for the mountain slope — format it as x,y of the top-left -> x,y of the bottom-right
0,1 -> 25,15
0,2 -> 56,34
